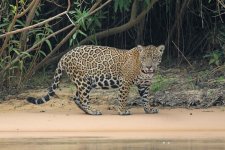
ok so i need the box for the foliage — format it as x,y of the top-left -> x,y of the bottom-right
150,75 -> 175,93
69,7 -> 89,46
204,50 -> 225,66
0,1 -> 54,88
68,1 -> 107,46
27,70 -> 51,87
114,0 -> 132,12
215,76 -> 225,84
0,0 -> 225,95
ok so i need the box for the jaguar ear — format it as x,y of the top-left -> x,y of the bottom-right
158,45 -> 165,53
137,45 -> 144,51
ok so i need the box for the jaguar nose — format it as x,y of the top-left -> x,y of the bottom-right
147,66 -> 152,69
147,66 -> 154,73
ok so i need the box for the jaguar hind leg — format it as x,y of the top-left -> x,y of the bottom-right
76,81 -> 102,115
72,91 -> 86,112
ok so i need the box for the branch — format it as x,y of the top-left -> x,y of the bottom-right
33,0 -> 112,72
0,24 -> 74,76
32,26 -> 79,72
0,0 -> 35,56
0,0 -> 71,39
130,0 -> 138,20
80,0 -> 158,45
217,0 -> 225,8
0,0 -> 71,75
46,0 -> 67,9
89,0 -> 112,16
41,0 -> 158,67
17,0 -> 36,18
89,0 -> 102,12
1,0 -> 112,75
28,24 -> 74,54
0,1 -> 19,56
172,41 -> 193,68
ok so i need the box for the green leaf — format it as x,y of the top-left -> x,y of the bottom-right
0,23 -> 8,29
45,40 -> 52,51
10,5 -> 17,14
45,27 -> 54,34
144,0 -> 151,5
93,17 -> 102,28
69,39 -> 73,47
38,50 -> 47,57
16,19 -> 25,27
11,40 -> 20,44
114,0 -> 119,12
19,60 -> 24,71
12,48 -> 20,55
114,0 -> 132,12
69,11 -> 76,15
21,51 -> 31,58
78,30 -> 87,37
19,0 -> 25,5
209,59 -> 215,65
213,53 -> 218,60
72,32 -> 78,40
35,9 -> 40,16
215,60 -> 220,66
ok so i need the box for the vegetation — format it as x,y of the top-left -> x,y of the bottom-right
150,74 -> 175,93
0,0 -> 224,95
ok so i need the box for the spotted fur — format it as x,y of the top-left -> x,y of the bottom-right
27,45 -> 165,115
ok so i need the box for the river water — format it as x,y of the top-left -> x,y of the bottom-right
0,138 -> 225,150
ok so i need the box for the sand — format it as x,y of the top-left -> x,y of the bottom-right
0,105 -> 225,139
0,87 -> 225,140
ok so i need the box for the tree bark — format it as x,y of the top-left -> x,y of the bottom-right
165,0 -> 192,48
135,17 -> 145,45
20,0 -> 40,52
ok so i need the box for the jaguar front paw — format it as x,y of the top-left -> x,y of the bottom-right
118,110 -> 131,115
144,107 -> 159,114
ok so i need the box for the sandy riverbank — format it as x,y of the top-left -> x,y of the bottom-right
0,85 -> 224,140
0,105 -> 225,139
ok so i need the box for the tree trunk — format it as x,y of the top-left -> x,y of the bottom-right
19,0 -> 40,52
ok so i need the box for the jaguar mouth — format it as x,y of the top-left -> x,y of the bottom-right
141,68 -> 155,74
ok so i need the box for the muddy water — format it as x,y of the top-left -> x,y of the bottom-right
0,138 -> 225,150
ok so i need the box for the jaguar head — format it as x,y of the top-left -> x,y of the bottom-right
138,45 -> 165,74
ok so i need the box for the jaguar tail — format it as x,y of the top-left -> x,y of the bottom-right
27,63 -> 63,104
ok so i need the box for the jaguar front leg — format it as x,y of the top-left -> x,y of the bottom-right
117,84 -> 131,115
138,86 -> 158,114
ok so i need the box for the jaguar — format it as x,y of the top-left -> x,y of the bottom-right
27,45 -> 165,115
